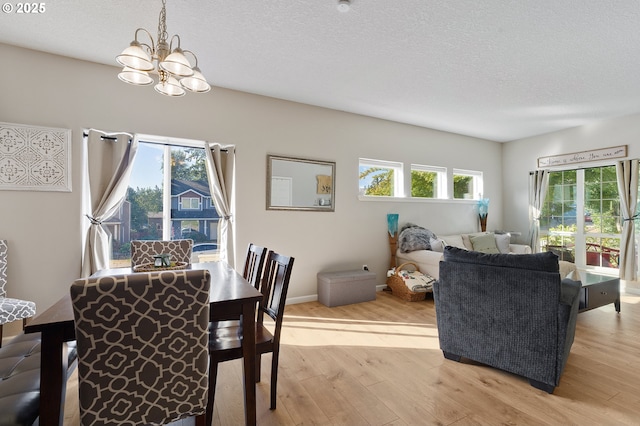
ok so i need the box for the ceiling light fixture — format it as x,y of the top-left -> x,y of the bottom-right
337,0 -> 351,12
116,0 -> 211,97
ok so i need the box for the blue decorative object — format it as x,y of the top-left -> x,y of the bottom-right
387,214 -> 399,237
477,198 -> 490,218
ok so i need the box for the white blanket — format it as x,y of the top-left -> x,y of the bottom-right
397,270 -> 435,292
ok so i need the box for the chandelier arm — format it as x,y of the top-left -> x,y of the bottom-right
134,28 -> 156,55
168,34 -> 182,52
182,49 -> 198,67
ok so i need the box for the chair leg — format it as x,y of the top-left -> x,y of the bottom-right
443,351 -> 461,362
206,361 -> 219,426
22,318 -> 28,329
195,413 -> 207,426
0,324 -> 3,349
270,349 -> 280,410
256,353 -> 262,383
529,379 -> 555,394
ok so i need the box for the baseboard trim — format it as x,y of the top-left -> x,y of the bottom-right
285,285 -> 387,305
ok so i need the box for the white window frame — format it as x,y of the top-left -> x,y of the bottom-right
180,197 -> 201,210
452,168 -> 483,200
410,164 -> 447,199
358,158 -> 404,198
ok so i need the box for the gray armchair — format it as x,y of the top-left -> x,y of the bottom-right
434,246 -> 581,394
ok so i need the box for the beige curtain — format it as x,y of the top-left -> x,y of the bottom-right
616,159 -> 639,281
528,170 -> 549,253
81,130 -> 138,276
204,143 -> 236,268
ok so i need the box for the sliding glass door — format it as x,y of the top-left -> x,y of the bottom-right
539,165 -> 621,271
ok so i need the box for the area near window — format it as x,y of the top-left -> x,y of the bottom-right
359,158 -> 483,201
453,169 -> 483,200
411,164 -> 447,199
104,138 -> 221,268
359,158 -> 404,197
538,165 -> 630,272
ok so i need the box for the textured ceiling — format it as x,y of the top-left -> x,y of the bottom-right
2,0 -> 640,141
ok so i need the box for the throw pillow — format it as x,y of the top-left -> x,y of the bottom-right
430,237 -> 445,252
398,224 -> 437,253
439,235 -> 466,250
495,233 -> 511,254
470,233 -> 500,254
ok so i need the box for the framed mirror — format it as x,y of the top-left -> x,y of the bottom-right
267,155 -> 336,211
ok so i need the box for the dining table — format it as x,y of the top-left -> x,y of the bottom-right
24,261 -> 263,426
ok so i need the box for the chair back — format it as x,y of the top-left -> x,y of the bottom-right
258,251 -> 294,329
243,243 -> 268,289
130,239 -> 193,267
70,269 -> 210,425
0,240 -> 6,297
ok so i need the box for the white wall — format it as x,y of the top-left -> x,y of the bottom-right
502,114 -> 640,245
0,43 -> 505,335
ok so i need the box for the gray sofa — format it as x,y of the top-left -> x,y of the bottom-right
433,246 -> 581,394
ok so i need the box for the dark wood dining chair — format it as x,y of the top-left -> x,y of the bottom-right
210,243 -> 268,330
243,243 -> 268,289
70,269 -> 210,426
206,251 -> 294,423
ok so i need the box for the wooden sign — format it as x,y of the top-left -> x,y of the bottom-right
537,145 -> 627,168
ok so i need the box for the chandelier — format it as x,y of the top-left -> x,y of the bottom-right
115,0 -> 211,97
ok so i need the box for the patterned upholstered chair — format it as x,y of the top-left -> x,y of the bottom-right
70,270 -> 211,425
130,239 -> 193,267
0,240 -> 36,347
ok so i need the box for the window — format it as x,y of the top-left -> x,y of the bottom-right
106,139 -> 221,267
359,158 -> 404,197
180,197 -> 200,210
540,165 -> 621,270
453,169 -> 483,199
411,164 -> 446,199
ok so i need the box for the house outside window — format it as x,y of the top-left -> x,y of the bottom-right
106,141 -> 220,267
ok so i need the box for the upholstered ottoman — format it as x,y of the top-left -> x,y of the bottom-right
317,270 -> 377,307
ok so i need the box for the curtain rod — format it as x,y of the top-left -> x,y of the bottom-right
82,131 -> 132,142
83,130 -> 229,152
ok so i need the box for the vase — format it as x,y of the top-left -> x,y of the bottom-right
479,215 -> 487,232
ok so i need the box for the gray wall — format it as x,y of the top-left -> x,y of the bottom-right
1,43 -> 507,335
502,114 -> 640,243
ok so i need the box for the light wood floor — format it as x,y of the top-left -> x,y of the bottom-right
63,284 -> 640,425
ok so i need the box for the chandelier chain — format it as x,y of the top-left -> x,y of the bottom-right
157,0 -> 168,46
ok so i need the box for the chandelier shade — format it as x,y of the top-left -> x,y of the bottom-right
118,67 -> 154,86
115,0 -> 211,96
159,47 -> 194,77
155,75 -> 185,97
181,67 -> 211,93
116,41 -> 154,71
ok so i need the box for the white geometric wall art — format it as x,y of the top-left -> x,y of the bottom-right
0,122 -> 72,192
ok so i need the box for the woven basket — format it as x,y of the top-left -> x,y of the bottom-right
386,262 -> 427,302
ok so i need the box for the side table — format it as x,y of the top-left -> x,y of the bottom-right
578,271 -> 620,313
